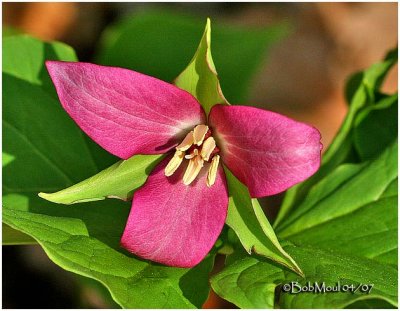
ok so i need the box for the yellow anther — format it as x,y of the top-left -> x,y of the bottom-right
166,124 -> 220,186
183,155 -> 204,185
176,131 -> 194,151
207,155 -> 220,187
200,137 -> 216,161
165,150 -> 185,176
193,124 -> 209,146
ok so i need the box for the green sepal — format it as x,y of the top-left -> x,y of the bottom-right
174,18 -> 228,115
224,168 -> 303,276
39,155 -> 163,204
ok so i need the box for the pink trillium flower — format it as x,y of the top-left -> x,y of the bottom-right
46,61 -> 322,268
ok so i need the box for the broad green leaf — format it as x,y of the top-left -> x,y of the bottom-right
3,206 -> 215,308
275,49 -> 398,227
39,155 -> 163,204
3,35 -> 215,308
96,10 -> 289,103
279,245 -> 397,308
287,163 -> 364,220
284,196 -> 397,266
212,245 -> 397,309
2,223 -> 36,245
3,35 -> 117,191
211,251 -> 285,308
224,168 -> 302,276
275,163 -> 365,232
4,35 -> 75,90
174,18 -> 227,114
277,140 -> 397,237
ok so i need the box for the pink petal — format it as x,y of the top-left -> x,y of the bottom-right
46,61 -> 206,159
121,156 -> 228,268
209,105 -> 322,197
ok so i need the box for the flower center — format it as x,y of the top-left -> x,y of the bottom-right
165,124 -> 220,187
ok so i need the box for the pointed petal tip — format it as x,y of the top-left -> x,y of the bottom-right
45,60 -> 72,72
45,60 -> 58,74
45,59 -> 56,66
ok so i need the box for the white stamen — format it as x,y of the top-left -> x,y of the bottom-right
200,137 -> 216,161
165,124 -> 220,186
165,150 -> 185,176
207,155 -> 220,187
176,131 -> 194,151
183,155 -> 204,185
193,125 -> 209,146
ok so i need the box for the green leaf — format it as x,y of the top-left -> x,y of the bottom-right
345,47 -> 397,106
39,155 -> 163,204
211,251 -> 285,308
224,168 -> 302,276
284,195 -> 397,266
96,9 -> 289,103
280,245 -> 397,308
277,140 -> 397,237
3,35 -> 215,308
4,35 -> 74,86
275,146 -> 397,266
274,49 -> 398,227
3,35 -> 116,194
279,245 -> 397,308
212,245 -> 397,309
174,18 -> 227,114
270,143 -> 397,307
3,206 -> 215,308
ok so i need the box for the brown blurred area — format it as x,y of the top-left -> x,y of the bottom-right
245,2 -> 397,149
3,2 -> 398,309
